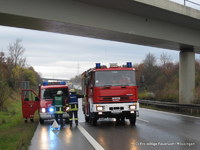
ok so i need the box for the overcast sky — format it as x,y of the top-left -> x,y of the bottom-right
0,0 -> 199,80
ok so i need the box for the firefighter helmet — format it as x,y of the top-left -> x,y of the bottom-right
69,89 -> 76,93
57,90 -> 63,95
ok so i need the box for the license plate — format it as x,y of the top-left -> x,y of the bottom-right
112,110 -> 121,114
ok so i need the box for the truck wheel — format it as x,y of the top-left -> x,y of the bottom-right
89,113 -> 97,126
116,117 -> 120,124
129,113 -> 136,126
30,118 -> 34,122
40,118 -> 44,124
24,119 -> 28,123
121,117 -> 125,123
91,118 -> 97,126
85,115 -> 90,123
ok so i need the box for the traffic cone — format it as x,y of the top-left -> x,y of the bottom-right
52,119 -> 59,128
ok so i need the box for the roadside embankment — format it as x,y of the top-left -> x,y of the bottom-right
0,93 -> 38,150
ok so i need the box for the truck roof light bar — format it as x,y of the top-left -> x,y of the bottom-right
42,81 -> 66,86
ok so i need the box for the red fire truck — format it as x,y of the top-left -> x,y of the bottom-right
81,62 -> 139,126
21,81 -> 69,124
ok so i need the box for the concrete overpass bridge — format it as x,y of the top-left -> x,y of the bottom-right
0,0 -> 200,104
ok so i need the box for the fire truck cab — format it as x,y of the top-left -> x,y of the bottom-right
21,81 -> 69,124
82,62 -> 139,126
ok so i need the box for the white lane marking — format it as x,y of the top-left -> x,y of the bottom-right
141,108 -> 200,119
137,118 -> 149,123
78,125 -> 105,150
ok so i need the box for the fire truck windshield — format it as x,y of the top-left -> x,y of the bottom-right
41,88 -> 68,100
95,70 -> 136,87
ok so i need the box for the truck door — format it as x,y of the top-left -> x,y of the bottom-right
21,89 -> 39,122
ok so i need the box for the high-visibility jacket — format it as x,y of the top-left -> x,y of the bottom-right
68,94 -> 78,111
53,95 -> 64,114
69,94 -> 78,104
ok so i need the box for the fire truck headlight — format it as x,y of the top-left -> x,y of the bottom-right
66,106 -> 69,111
96,106 -> 103,111
49,107 -> 54,113
41,108 -> 46,113
130,105 -> 136,110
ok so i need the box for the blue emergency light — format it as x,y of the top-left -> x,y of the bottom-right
42,81 -> 48,86
96,63 -> 101,69
127,62 -> 132,68
59,81 -> 66,85
49,107 -> 54,113
42,81 -> 66,86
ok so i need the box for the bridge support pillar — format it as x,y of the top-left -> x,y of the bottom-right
179,49 -> 195,104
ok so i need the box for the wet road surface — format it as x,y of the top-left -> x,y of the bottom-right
29,107 -> 200,150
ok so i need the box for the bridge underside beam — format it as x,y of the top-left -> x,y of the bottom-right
0,0 -> 200,52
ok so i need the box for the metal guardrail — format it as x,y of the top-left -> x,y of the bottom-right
139,100 -> 200,108
139,100 -> 200,114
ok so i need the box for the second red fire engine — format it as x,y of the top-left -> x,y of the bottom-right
81,62 -> 139,126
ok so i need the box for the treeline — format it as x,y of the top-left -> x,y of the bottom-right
70,52 -> 200,104
136,52 -> 200,104
0,39 -> 42,111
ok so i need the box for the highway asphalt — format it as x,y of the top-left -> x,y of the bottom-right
29,107 -> 200,150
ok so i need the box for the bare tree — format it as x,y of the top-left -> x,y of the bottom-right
143,52 -> 156,68
0,51 -> 5,63
160,52 -> 172,67
8,39 -> 26,67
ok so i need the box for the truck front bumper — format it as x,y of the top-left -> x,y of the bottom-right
39,112 -> 69,120
92,102 -> 139,118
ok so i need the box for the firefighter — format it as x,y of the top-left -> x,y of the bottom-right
67,89 -> 84,127
53,90 -> 64,126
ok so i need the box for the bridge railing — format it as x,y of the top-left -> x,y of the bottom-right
184,0 -> 200,6
170,0 -> 200,10
139,100 -> 200,115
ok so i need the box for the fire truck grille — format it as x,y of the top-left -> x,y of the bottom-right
100,96 -> 132,102
109,107 -> 124,110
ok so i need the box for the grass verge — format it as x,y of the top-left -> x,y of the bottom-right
0,93 -> 38,150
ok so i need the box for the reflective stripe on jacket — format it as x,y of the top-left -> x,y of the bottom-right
69,103 -> 78,111
55,106 -> 63,114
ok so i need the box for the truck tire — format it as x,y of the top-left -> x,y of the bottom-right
85,115 -> 90,123
116,117 -> 120,124
129,113 -> 136,126
91,117 -> 97,126
86,104 -> 91,123
40,118 -> 44,124
121,117 -> 125,123
89,113 -> 97,126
